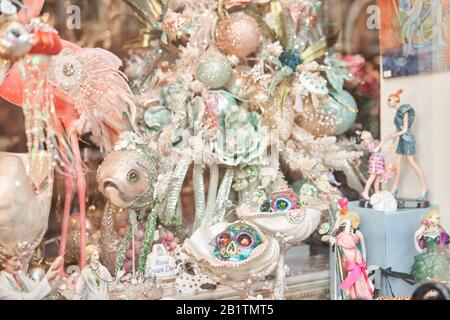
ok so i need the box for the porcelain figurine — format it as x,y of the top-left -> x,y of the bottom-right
410,211 -> 450,284
73,245 -> 124,300
332,211 -> 373,300
174,246 -> 217,295
359,131 -> 388,200
387,89 -> 428,201
0,246 -> 62,300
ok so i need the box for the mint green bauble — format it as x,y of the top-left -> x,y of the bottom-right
324,90 -> 358,135
196,59 -> 232,89
144,107 -> 172,131
292,179 -> 308,195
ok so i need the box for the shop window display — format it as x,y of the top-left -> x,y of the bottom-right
0,0 -> 447,302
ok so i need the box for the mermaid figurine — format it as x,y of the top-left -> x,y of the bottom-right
410,211 -> 450,283
387,89 -> 428,201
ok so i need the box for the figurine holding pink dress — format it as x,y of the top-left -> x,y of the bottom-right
359,131 -> 392,201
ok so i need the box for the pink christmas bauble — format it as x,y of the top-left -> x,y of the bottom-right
215,12 -> 262,59
125,249 -> 134,259
135,229 -> 145,241
118,227 -> 127,237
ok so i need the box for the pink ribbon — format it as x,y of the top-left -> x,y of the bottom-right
339,260 -> 368,291
204,94 -> 219,129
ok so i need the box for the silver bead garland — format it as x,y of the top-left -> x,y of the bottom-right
212,168 -> 234,225
163,159 -> 190,224
203,164 -> 219,228
193,164 -> 206,230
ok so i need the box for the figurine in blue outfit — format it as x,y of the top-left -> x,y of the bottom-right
387,89 -> 428,201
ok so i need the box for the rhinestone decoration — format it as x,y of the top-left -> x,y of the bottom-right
211,222 -> 262,262
48,48 -> 84,94
287,208 -> 307,225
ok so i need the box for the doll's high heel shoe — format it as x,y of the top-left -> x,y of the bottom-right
360,192 -> 370,201
418,190 -> 429,202
392,189 -> 399,198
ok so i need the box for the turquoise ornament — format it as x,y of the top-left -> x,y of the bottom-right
196,59 -> 232,89
161,86 -> 186,113
292,179 -> 308,195
144,107 -> 172,131
279,50 -> 303,70
324,90 -> 358,135
212,104 -> 267,166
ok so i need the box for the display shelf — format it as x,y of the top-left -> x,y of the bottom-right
168,271 -> 330,300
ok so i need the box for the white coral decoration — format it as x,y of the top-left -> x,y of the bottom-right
265,42 -> 284,57
254,92 -> 269,103
227,55 -> 241,67
114,132 -> 145,151
190,80 -> 206,94
370,191 -> 398,212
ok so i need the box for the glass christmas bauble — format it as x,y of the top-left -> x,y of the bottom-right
196,58 -> 232,89
324,90 -> 358,135
215,12 -> 262,59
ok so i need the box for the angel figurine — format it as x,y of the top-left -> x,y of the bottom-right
359,131 -> 388,200
387,89 -> 428,201
73,245 -> 124,300
332,211 -> 373,300
410,211 -> 450,284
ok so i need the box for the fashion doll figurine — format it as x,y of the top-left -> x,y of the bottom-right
387,89 -> 428,201
410,211 -> 450,284
73,245 -> 124,300
359,131 -> 388,200
331,211 -> 373,300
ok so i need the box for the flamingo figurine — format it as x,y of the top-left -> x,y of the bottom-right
0,0 -> 136,270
